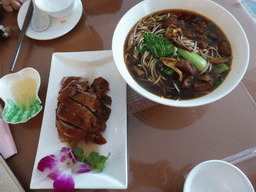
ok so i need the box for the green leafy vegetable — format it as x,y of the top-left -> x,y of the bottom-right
140,33 -> 208,71
142,33 -> 175,57
72,147 -> 86,162
72,147 -> 110,172
206,23 -> 217,39
72,147 -> 84,156
216,64 -> 222,68
177,47 -> 208,71
214,63 -> 230,74
163,68 -> 174,75
216,80 -> 223,85
207,23 -> 216,32
173,96 -> 179,100
210,71 -> 216,78
85,152 -> 110,172
136,45 -> 148,53
220,71 -> 228,78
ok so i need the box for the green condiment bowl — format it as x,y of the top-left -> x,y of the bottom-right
0,67 -> 42,124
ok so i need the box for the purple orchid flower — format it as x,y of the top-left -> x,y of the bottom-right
37,147 -> 91,192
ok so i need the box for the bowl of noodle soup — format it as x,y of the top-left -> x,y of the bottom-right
112,0 -> 249,107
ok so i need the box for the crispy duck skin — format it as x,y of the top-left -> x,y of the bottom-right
89,87 -> 112,105
57,122 -> 107,146
57,129 -> 80,148
97,104 -> 111,120
91,77 -> 110,91
60,76 -> 90,91
56,117 -> 87,140
87,131 -> 107,145
61,76 -> 112,106
60,76 -> 82,87
56,76 -> 111,147
57,96 -> 98,132
58,88 -> 111,121
59,86 -> 102,112
56,118 -> 107,145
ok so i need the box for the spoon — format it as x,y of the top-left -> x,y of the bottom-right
31,0 -> 50,32
183,146 -> 256,192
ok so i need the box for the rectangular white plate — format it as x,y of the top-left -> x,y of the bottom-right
30,50 -> 127,189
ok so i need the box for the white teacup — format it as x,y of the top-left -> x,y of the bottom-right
34,0 -> 75,18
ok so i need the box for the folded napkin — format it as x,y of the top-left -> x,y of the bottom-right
0,104 -> 17,159
0,155 -> 25,191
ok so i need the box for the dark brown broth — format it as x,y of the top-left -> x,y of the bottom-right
124,9 -> 232,100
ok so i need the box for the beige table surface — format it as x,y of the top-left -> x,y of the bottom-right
1,0 -> 256,191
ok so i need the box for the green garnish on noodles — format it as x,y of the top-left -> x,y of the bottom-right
139,33 -> 208,72
140,33 -> 175,58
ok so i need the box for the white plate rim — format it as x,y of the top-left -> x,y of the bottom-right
17,0 -> 83,40
30,50 -> 128,189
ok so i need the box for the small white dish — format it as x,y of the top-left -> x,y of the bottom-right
35,0 -> 75,18
183,160 -> 255,192
17,0 -> 82,40
0,68 -> 42,124
30,50 -> 127,189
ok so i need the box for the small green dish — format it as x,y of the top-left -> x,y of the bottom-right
0,67 -> 42,124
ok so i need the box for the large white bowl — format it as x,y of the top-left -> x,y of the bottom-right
112,0 -> 249,107
183,160 -> 254,192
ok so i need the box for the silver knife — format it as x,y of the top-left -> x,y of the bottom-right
10,0 -> 34,72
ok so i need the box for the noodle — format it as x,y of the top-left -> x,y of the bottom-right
124,9 -> 232,100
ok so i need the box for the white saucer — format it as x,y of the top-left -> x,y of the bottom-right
17,0 -> 83,40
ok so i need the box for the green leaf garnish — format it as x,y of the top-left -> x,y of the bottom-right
141,33 -> 207,71
72,147 -> 110,172
216,64 -> 222,68
72,147 -> 86,162
173,96 -> 179,100
207,23 -> 216,32
163,68 -> 174,75
220,71 -> 228,78
142,33 -> 175,57
72,147 -> 84,157
136,45 -> 148,53
210,71 -> 216,78
216,80 -> 223,85
85,152 -> 110,172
